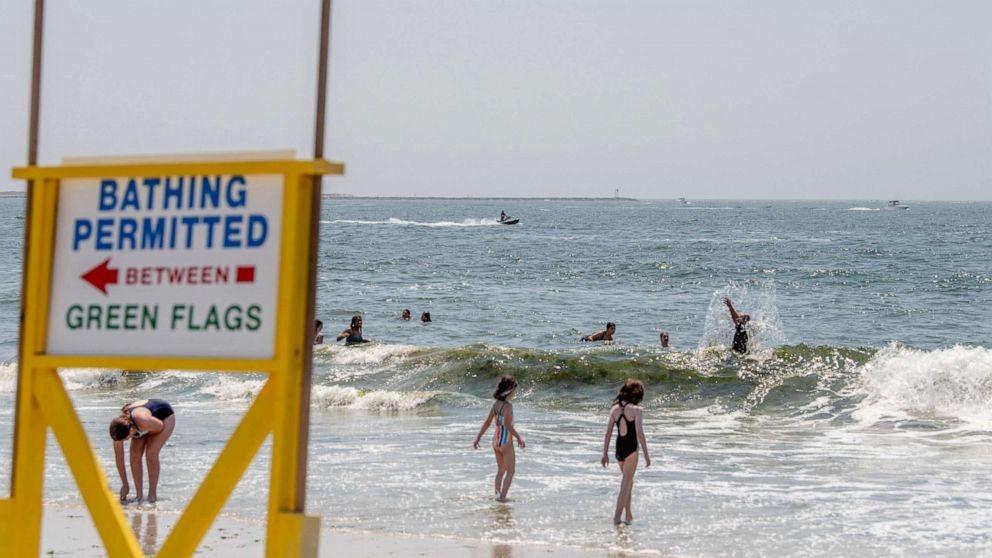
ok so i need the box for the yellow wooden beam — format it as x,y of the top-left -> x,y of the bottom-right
157,380 -> 276,558
32,355 -> 277,373
266,174 -> 313,555
0,499 -> 10,556
36,369 -> 142,558
12,160 -> 344,180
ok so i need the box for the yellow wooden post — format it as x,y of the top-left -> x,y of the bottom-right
8,176 -> 59,558
265,172 -> 318,556
9,380 -> 47,558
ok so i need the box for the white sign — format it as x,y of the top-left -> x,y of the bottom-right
47,173 -> 284,358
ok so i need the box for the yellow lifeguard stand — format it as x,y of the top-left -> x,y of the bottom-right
1,2 -> 340,557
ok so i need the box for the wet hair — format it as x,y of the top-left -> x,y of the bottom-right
421,312 -> 431,322
401,309 -> 411,319
109,415 -> 131,441
350,315 -> 362,328
493,375 -> 518,401
606,322 -> 616,330
613,378 -> 644,407
315,319 -> 323,331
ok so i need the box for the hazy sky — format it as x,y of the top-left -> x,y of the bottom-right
1,1 -> 990,199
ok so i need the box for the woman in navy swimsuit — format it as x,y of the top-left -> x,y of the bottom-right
109,399 -> 176,503
601,379 -> 651,524
336,315 -> 372,345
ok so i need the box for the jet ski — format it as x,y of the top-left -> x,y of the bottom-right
499,217 -> 520,225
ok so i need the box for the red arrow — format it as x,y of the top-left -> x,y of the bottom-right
81,258 -> 119,295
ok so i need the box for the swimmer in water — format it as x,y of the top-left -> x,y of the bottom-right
109,399 -> 176,503
401,309 -> 411,321
601,379 -> 651,525
659,331 -> 670,348
420,312 -> 432,323
314,319 -> 324,345
336,315 -> 372,345
582,322 -> 616,342
474,375 -> 526,501
724,297 -> 750,353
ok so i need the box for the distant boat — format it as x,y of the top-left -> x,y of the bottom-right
886,200 -> 909,210
499,218 -> 519,225
678,197 -> 691,205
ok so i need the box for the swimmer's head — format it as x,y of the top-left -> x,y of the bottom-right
660,331 -> 669,347
606,322 -> 616,332
401,309 -> 411,320
350,315 -> 362,328
421,312 -> 432,323
613,378 -> 644,406
740,314 -> 751,324
315,319 -> 323,333
494,375 -> 518,401
109,415 -> 132,441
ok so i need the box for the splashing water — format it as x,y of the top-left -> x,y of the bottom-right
700,280 -> 787,351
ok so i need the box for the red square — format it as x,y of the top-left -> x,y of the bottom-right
236,266 -> 255,283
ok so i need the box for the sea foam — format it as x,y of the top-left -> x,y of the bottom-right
312,385 -> 434,411
853,344 -> 992,429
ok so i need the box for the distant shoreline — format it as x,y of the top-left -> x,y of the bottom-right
324,195 -> 639,201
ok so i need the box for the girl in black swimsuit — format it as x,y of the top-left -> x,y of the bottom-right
109,398 -> 176,503
601,379 -> 651,525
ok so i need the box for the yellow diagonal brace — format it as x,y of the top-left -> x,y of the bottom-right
157,379 -> 275,558
36,369 -> 142,558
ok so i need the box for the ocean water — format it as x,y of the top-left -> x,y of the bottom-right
2,198 -> 992,556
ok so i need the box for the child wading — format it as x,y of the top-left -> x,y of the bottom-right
474,375 -> 526,501
601,379 -> 651,524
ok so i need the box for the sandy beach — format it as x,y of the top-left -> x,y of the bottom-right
39,503 -> 632,558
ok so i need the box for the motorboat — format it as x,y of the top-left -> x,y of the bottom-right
886,200 -> 909,210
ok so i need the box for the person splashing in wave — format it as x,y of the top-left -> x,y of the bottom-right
474,375 -> 526,501
336,315 -> 372,345
582,322 -> 616,342
109,399 -> 176,503
601,379 -> 651,525
724,297 -> 750,353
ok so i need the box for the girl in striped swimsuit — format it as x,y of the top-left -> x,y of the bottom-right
474,375 -> 526,501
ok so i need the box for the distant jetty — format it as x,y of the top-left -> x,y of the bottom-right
0,191 -> 26,198
324,194 -> 638,201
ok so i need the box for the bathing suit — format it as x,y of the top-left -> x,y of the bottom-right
492,401 -> 510,448
732,324 -> 748,354
345,330 -> 363,345
614,403 -> 638,461
128,399 -> 174,438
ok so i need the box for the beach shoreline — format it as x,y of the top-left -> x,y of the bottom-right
39,503 -> 640,557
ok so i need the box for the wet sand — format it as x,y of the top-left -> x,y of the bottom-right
39,504 -> 630,557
